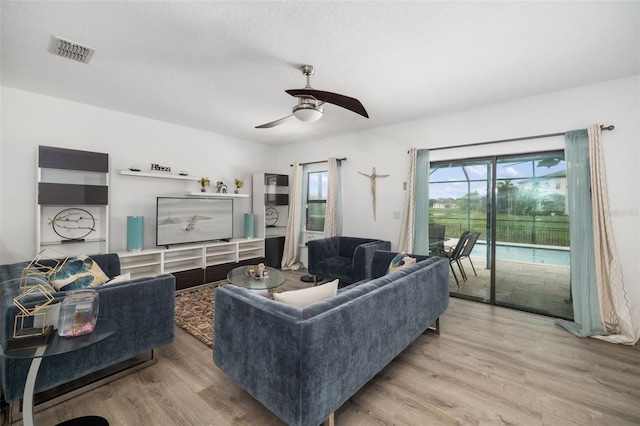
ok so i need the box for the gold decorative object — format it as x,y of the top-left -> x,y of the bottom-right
13,283 -> 55,338
245,264 -> 268,280
20,248 -> 68,291
12,248 -> 67,339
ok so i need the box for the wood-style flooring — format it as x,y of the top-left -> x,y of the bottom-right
21,270 -> 640,426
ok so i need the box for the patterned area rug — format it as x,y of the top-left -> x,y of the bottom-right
174,283 -> 222,348
174,283 -> 286,348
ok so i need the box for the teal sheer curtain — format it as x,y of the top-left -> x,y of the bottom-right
413,149 -> 430,255
556,130 -> 606,337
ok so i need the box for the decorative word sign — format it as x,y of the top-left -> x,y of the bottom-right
150,163 -> 171,172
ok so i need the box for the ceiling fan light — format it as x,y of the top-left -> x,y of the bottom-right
293,104 -> 323,123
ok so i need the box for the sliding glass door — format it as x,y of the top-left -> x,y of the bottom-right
429,159 -> 492,302
429,151 -> 573,320
494,153 -> 572,318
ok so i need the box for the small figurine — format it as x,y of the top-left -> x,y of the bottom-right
215,181 -> 228,193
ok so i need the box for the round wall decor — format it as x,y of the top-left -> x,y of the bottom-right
49,208 -> 96,240
265,207 -> 278,226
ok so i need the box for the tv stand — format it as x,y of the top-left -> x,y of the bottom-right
118,238 -> 265,290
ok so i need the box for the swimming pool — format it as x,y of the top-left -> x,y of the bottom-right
471,242 -> 570,267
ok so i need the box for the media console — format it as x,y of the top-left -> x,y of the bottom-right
118,238 -> 265,290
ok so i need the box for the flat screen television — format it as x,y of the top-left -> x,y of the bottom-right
156,197 -> 233,247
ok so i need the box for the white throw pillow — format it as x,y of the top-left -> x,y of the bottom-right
273,279 -> 338,308
105,272 -> 131,285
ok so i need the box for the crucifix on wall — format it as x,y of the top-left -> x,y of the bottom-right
358,167 -> 389,221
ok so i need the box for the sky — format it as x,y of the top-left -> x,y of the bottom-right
429,157 -> 566,200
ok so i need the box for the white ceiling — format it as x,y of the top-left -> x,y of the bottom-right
1,1 -> 638,146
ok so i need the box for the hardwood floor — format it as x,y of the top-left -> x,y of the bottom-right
22,271 -> 640,426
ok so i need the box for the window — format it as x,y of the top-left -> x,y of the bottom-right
306,171 -> 327,231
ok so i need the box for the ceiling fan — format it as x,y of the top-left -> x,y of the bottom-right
255,64 -> 369,129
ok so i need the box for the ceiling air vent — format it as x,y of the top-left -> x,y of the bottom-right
49,36 -> 95,64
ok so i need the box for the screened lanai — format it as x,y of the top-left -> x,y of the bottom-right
429,152 -> 573,320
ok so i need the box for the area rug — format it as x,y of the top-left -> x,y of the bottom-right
174,283 -> 286,348
174,283 -> 222,348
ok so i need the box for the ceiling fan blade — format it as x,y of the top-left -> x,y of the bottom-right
286,89 -> 369,118
255,114 -> 295,129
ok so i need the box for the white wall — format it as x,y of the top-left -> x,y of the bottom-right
2,76 -> 638,311
0,87 -> 269,263
271,75 -> 640,310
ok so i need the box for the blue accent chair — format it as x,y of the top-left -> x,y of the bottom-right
0,253 -> 175,418
307,236 -> 391,285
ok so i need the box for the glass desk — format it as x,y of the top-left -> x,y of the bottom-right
227,265 -> 286,291
0,318 -> 118,426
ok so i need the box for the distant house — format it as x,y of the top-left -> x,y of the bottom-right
517,170 -> 568,214
433,198 -> 457,209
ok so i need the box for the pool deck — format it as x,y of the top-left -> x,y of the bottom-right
450,256 -> 573,319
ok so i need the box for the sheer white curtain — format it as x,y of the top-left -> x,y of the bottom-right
398,148 -> 417,252
324,157 -> 342,237
587,124 -> 639,344
281,162 -> 303,270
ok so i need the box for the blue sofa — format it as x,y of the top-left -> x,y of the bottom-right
0,253 -> 175,408
307,236 -> 391,284
213,252 -> 449,426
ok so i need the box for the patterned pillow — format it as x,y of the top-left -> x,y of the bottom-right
387,252 -> 417,274
50,254 -> 109,291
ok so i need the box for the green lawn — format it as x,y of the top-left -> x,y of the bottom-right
429,208 -> 569,246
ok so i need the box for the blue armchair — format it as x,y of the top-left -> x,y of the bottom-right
1,253 -> 175,419
307,236 -> 391,285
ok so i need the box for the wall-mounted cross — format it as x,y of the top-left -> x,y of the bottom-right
358,167 -> 389,221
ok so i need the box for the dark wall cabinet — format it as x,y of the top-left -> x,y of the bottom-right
264,174 -> 289,206
173,257 -> 266,290
265,237 -> 285,269
253,173 -> 290,269
37,145 -> 109,255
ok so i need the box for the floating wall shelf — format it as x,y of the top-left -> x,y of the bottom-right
118,170 -> 199,181
185,192 -> 249,198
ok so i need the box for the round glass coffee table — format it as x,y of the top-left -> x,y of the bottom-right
227,265 -> 286,291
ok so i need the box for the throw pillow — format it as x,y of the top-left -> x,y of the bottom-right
387,252 -> 417,274
50,254 -> 109,291
273,279 -> 338,308
105,273 -> 131,285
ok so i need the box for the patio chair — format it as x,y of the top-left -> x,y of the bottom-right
458,232 -> 481,279
428,223 -> 446,255
440,231 -> 470,286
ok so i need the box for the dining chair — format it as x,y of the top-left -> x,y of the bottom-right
440,231 -> 470,286
457,232 -> 481,279
428,223 -> 446,256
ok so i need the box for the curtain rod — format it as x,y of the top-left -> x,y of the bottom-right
416,124 -> 614,153
290,157 -> 347,167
